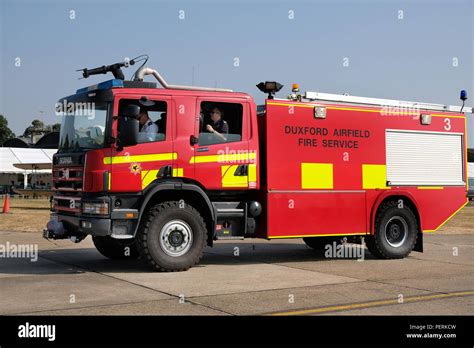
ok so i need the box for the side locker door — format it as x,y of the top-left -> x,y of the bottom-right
109,95 -> 174,192
192,98 -> 251,190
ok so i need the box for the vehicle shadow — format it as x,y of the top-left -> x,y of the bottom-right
0,242 -> 377,275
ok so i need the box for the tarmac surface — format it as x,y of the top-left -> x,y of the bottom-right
0,229 -> 472,315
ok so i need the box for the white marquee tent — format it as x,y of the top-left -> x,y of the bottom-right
0,148 -> 56,189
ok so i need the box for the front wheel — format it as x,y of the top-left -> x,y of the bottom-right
137,201 -> 207,272
365,200 -> 418,259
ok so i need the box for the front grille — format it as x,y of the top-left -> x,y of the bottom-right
53,166 -> 84,191
52,164 -> 84,214
53,195 -> 81,214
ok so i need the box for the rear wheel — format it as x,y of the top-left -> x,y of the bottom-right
137,201 -> 207,272
92,236 -> 139,259
365,200 -> 418,259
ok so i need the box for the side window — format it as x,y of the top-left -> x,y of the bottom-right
198,101 -> 243,146
118,99 -> 167,143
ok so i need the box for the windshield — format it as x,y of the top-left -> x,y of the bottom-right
58,102 -> 109,152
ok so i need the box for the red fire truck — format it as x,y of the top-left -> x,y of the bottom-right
45,57 -> 472,271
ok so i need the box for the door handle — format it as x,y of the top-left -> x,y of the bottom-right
234,164 -> 248,176
157,165 -> 173,178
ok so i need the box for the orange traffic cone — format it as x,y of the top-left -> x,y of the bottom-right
2,194 -> 11,214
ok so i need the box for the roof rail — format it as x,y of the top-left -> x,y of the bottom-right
304,91 -> 473,114
135,67 -> 233,92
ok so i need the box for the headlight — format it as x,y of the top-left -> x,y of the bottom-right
82,201 -> 109,215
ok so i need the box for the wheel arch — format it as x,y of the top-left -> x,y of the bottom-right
134,179 -> 215,246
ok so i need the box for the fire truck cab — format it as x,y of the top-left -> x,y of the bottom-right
45,59 -> 472,271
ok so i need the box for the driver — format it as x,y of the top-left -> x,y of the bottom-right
137,108 -> 158,141
206,107 -> 228,142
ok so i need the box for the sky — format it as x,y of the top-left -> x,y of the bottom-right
1,0 -> 473,144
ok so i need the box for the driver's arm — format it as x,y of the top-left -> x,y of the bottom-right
213,121 -> 228,141
144,123 -> 158,141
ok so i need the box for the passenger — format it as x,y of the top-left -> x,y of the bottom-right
206,107 -> 228,142
137,108 -> 158,142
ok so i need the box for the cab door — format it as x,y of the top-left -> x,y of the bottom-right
109,95 -> 174,192
192,97 -> 253,190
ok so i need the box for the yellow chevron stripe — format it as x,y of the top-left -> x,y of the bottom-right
221,165 -> 248,188
141,170 -> 159,190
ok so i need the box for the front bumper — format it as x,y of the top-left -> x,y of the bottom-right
44,209 -> 139,240
44,213 -> 111,239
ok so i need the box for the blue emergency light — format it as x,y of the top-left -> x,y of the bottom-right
460,90 -> 468,113
76,79 -> 124,94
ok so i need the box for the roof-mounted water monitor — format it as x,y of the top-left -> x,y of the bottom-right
77,54 -> 149,80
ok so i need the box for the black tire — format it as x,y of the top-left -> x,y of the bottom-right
303,237 -> 342,250
137,201 -> 207,272
92,236 -> 140,259
365,200 -> 418,259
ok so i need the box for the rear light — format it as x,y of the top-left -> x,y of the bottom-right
82,201 -> 109,215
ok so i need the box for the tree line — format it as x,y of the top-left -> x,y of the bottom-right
0,115 -> 60,146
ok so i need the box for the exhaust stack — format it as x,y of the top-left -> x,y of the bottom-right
134,67 -> 233,92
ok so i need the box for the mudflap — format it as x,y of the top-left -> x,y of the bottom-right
413,230 -> 423,252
